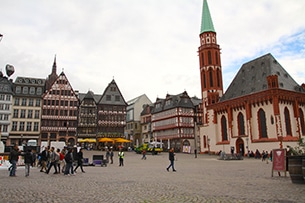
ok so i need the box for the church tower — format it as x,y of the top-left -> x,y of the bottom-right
198,0 -> 223,123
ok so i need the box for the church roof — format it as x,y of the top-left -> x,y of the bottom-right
200,0 -> 215,34
220,53 -> 305,101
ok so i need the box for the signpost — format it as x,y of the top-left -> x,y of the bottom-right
271,148 -> 287,177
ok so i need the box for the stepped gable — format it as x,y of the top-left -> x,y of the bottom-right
220,53 -> 305,101
98,79 -> 127,105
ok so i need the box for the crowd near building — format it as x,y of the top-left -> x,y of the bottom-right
1,0 -> 305,155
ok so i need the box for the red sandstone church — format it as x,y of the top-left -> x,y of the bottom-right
198,0 -> 305,155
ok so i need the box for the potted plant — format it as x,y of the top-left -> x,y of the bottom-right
287,138 -> 305,184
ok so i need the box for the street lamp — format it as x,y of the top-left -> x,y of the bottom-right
0,33 -> 3,42
208,138 -> 210,155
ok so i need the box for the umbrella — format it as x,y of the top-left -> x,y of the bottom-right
115,138 -> 131,143
78,138 -> 96,143
98,137 -> 114,143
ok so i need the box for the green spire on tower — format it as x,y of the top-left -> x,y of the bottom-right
200,0 -> 215,34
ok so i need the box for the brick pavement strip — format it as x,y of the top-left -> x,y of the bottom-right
0,151 -> 304,203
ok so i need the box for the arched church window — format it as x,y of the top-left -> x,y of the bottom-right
258,108 -> 268,138
209,68 -> 213,87
299,108 -> 305,135
284,107 -> 292,136
203,72 -> 206,88
221,115 -> 228,141
217,69 -> 221,87
208,51 -> 212,65
201,53 -> 205,66
238,112 -> 245,136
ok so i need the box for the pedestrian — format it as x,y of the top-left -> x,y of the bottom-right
56,148 -> 63,173
40,147 -> 49,172
194,148 -> 197,158
61,147 -> 67,173
106,149 -> 110,163
109,148 -> 114,164
142,149 -> 147,160
46,147 -> 59,174
24,149 -> 34,177
166,148 -> 176,172
64,148 -> 75,176
118,149 -> 124,166
8,144 -> 21,177
74,148 -> 85,173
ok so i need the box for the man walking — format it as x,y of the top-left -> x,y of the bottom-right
166,148 -> 176,172
9,144 -> 21,177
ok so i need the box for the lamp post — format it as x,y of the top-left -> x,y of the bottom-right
207,138 -> 210,155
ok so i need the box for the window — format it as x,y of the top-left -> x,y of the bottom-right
221,116 -> 228,141
16,86 -> 21,94
106,95 -> 111,101
284,107 -> 292,136
208,51 -> 212,65
26,122 -> 32,131
34,110 -> 40,119
14,98 -> 20,106
237,112 -> 245,136
12,121 -> 17,131
19,122 -> 25,131
2,125 -> 8,132
0,94 -> 4,100
28,99 -> 34,106
115,95 -> 120,101
34,122 -> 39,131
209,68 -> 213,87
299,108 -> 305,135
29,87 -> 35,95
36,99 -> 40,107
37,87 -> 42,95
20,109 -> 26,118
3,114 -> 9,120
258,108 -> 268,138
22,86 -> 29,94
13,109 -> 19,118
27,110 -> 33,119
21,98 -> 27,106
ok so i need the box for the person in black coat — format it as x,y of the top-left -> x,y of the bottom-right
9,144 -> 21,177
74,148 -> 85,173
166,148 -> 176,172
24,149 -> 34,177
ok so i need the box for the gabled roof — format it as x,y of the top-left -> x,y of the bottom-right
152,91 -> 195,113
200,0 -> 215,34
220,53 -> 305,101
98,79 -> 127,106
78,91 -> 102,103
0,76 -> 14,94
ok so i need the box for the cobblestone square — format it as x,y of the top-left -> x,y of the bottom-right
0,151 -> 304,203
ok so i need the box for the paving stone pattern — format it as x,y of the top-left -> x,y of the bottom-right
0,151 -> 304,203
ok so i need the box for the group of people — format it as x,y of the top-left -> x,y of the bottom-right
39,146 -> 86,176
8,144 -> 86,177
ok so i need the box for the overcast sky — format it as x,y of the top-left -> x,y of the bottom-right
1,0 -> 305,102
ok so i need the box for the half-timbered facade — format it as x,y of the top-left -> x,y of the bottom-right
97,79 -> 127,139
40,72 -> 79,146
